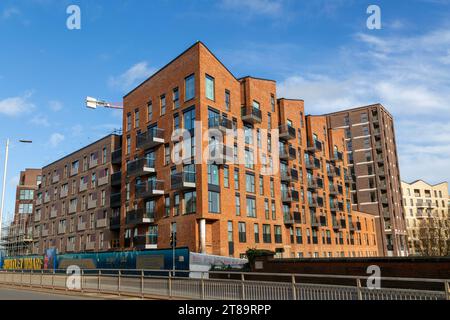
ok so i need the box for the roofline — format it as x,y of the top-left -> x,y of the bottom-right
124,41 -> 241,99
323,103 -> 394,119
401,179 -> 449,187
238,76 -> 277,83
42,134 -> 121,170
278,98 -> 305,102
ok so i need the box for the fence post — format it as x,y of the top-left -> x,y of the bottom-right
241,273 -> 246,300
81,269 -> 84,293
98,270 -> 101,292
168,272 -> 172,299
40,269 -> 43,288
141,270 -> 144,299
53,270 -> 56,291
201,272 -> 205,300
291,274 -> 297,300
356,278 -> 363,300
118,270 -> 121,296
21,270 -> 23,287
445,281 -> 450,301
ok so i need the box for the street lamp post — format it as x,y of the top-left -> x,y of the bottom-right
0,139 -> 32,246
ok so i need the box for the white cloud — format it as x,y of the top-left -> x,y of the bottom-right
1,7 -> 20,20
49,133 -> 65,148
71,124 -> 83,137
49,100 -> 63,112
30,114 -> 50,127
109,61 -> 155,92
277,27 -> 450,186
0,92 -> 35,117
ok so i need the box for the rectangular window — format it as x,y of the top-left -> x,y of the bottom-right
184,191 -> 196,214
174,114 -> 180,130
263,225 -> 271,243
164,196 -> 171,217
205,75 -> 215,100
235,194 -> 241,216
264,199 -> 269,219
234,169 -> 240,190
173,87 -> 179,109
165,145 -> 170,165
160,95 -> 166,115
225,90 -> 230,111
127,113 -> 131,132
238,222 -> 246,243
147,100 -> 153,121
224,167 -> 230,188
271,95 -> 275,112
126,136 -> 131,155
134,109 -> 140,128
208,165 -> 219,186
208,191 -> 220,213
245,173 -> 255,193
274,225 -> 282,243
246,197 -> 256,218
174,194 -> 180,216
259,176 -> 264,195
254,224 -> 260,243
185,74 -> 195,101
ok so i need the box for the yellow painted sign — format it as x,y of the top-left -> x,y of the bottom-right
3,257 -> 43,270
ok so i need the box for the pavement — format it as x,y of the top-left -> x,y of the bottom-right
0,285 -> 143,300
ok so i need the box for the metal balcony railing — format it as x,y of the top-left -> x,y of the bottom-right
110,193 -> 121,208
241,106 -> 262,124
208,116 -> 232,132
279,124 -> 296,140
281,168 -> 299,182
307,140 -> 323,153
306,158 -> 321,170
281,190 -> 299,203
307,177 -> 323,190
112,148 -> 122,165
279,145 -> 296,160
137,128 -> 165,150
111,171 -> 122,186
127,158 -> 156,177
126,208 -> 155,225
136,180 -> 165,199
171,171 -> 196,190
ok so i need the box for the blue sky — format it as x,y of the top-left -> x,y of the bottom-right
1,0 -> 449,222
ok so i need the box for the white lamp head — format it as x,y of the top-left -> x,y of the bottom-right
86,96 -> 98,109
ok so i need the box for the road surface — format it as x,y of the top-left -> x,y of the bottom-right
0,286 -> 108,300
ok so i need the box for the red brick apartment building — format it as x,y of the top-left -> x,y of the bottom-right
326,106 -> 408,257
2,169 -> 41,256
119,41 -> 379,259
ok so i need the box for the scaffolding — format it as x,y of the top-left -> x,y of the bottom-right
0,214 -> 33,257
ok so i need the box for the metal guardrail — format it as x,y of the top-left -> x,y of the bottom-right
0,269 -> 448,300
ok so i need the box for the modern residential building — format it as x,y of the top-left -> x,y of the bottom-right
402,180 -> 450,256
119,41 -> 379,259
31,134 -> 122,255
326,105 -> 408,257
1,169 -> 41,256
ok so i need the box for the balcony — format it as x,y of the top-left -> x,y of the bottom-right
279,124 -> 296,141
44,194 -> 51,204
86,242 -> 96,251
126,208 -> 155,226
307,177 -> 323,190
241,105 -> 262,124
208,143 -> 233,165
375,141 -> 383,150
66,243 -> 75,252
332,220 -> 341,230
110,193 -> 121,208
376,154 -> 384,163
308,196 -> 324,208
305,158 -> 321,170
283,214 -> 295,225
279,145 -> 296,160
34,213 -> 41,222
348,222 -> 356,232
327,167 -> 339,178
87,198 -> 97,210
50,208 -> 58,218
127,158 -> 156,178
329,184 -> 339,196
281,189 -> 299,203
57,225 -> 65,234
171,171 -> 196,190
111,172 -> 121,186
330,200 -> 339,212
77,222 -> 87,232
41,229 -> 49,237
280,168 -> 299,182
133,234 -> 158,250
52,174 -> 60,184
79,181 -> 88,192
345,174 -> 355,183
382,208 -> 391,218
137,128 -> 165,150
89,158 -> 98,169
416,201 -> 435,209
310,215 -> 320,229
36,198 -> 42,206
377,168 -> 386,177
307,140 -> 323,153
96,218 -> 108,228
60,188 -> 68,198
69,202 -> 77,214
70,167 -> 79,176
373,127 -> 381,136
98,175 -> 109,186
136,180 -> 165,199
208,115 -> 232,133
112,148 -> 122,165
331,151 -> 344,163
380,195 -> 389,205
340,218 -> 347,229
110,216 -> 120,230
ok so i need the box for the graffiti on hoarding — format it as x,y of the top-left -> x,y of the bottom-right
3,257 -> 44,270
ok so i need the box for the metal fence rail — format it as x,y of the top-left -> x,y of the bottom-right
0,269 -> 448,300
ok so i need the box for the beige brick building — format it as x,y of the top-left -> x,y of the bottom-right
402,180 -> 450,256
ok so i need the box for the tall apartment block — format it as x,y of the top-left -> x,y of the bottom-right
1,169 -> 41,256
31,134 -> 122,255
401,180 -> 450,256
120,41 -> 379,259
326,105 -> 408,257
